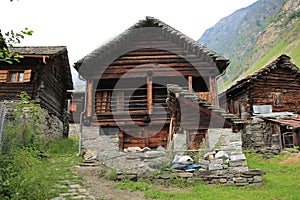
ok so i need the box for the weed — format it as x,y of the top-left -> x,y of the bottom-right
108,169 -> 117,180
114,180 -> 150,192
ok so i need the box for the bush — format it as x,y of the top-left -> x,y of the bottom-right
0,92 -> 45,154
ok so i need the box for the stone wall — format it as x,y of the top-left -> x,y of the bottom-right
79,125 -> 265,187
69,123 -> 80,138
40,108 -> 64,140
243,118 -> 267,148
102,163 -> 265,187
3,101 -> 65,140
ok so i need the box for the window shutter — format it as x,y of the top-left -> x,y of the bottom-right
0,70 -> 8,83
23,69 -> 32,82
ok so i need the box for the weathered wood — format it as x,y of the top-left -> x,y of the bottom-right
86,80 -> 93,118
209,76 -> 217,106
188,76 -> 193,93
147,76 -> 153,114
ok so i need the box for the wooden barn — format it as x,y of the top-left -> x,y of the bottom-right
74,17 -> 243,150
220,55 -> 300,120
0,46 -> 73,136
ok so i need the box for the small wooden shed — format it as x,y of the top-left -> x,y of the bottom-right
264,116 -> 300,148
220,55 -> 300,120
0,46 -> 73,136
75,17 -> 238,150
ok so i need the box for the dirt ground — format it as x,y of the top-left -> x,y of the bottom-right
74,165 -> 150,200
279,153 -> 300,164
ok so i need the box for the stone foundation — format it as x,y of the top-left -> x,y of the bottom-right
79,125 -> 264,186
3,101 -> 65,140
102,164 -> 265,187
243,118 -> 267,148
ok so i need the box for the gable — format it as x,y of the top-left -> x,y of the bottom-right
75,17 -> 230,79
91,48 -> 218,80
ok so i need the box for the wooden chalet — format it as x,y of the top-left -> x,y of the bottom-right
220,55 -> 300,120
0,46 -> 73,136
75,17 -> 243,150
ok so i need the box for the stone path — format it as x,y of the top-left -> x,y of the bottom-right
51,171 -> 96,200
52,180 -> 95,200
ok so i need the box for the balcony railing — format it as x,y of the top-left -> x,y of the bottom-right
94,87 -> 168,114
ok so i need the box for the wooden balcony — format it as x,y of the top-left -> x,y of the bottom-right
92,87 -> 170,126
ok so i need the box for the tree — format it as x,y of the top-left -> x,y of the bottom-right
0,28 -> 33,64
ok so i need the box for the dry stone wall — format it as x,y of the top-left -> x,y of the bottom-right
80,125 -> 265,186
3,101 -> 65,140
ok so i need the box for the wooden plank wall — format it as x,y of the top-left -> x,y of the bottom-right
39,57 -> 67,119
0,65 -> 35,100
119,125 -> 169,149
252,68 -> 300,113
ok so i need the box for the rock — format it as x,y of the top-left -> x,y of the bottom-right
156,146 -> 165,151
203,151 -> 216,160
219,178 -> 227,184
210,159 -> 223,165
142,147 -> 152,152
199,159 -> 209,166
208,163 -> 223,171
143,151 -> 165,158
229,154 -> 246,161
215,151 -> 229,159
176,172 -> 194,178
125,147 -> 143,152
253,176 -> 263,182
229,160 -> 247,167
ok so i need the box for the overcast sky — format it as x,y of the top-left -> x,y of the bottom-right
2,0 -> 257,82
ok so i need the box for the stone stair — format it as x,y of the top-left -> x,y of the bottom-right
167,84 -> 245,125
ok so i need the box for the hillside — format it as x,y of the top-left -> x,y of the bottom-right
198,0 -> 300,91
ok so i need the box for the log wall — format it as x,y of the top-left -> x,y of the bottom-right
252,68 -> 300,113
39,57 -> 68,119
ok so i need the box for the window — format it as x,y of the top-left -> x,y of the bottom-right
272,92 -> 284,108
9,71 -> 24,82
0,69 -> 31,83
70,103 -> 77,112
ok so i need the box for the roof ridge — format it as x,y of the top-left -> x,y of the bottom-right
223,54 -> 300,93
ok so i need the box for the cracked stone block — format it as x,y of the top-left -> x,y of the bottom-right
229,154 -> 246,161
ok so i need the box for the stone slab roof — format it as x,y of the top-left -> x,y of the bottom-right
167,84 -> 244,125
223,54 -> 300,94
10,46 -> 67,57
10,46 -> 73,90
74,16 -> 230,76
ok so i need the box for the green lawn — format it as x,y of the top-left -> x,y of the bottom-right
116,152 -> 300,200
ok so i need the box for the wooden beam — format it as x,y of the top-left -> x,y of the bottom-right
147,74 -> 153,114
86,79 -> 93,117
188,75 -> 193,93
209,76 -> 217,106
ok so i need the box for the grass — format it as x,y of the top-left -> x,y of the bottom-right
114,179 -> 151,192
248,21 -> 300,75
114,152 -> 300,200
0,138 -> 83,200
3,137 -> 299,199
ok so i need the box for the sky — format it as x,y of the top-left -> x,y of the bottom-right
1,0 -> 257,84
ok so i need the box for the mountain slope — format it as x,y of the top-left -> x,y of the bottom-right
198,0 -> 300,91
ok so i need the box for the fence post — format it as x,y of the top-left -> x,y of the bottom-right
0,102 -> 7,150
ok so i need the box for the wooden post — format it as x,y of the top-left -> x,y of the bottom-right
147,74 -> 153,114
86,79 -> 93,118
209,76 -> 217,106
188,76 -> 193,93
118,129 -> 124,150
